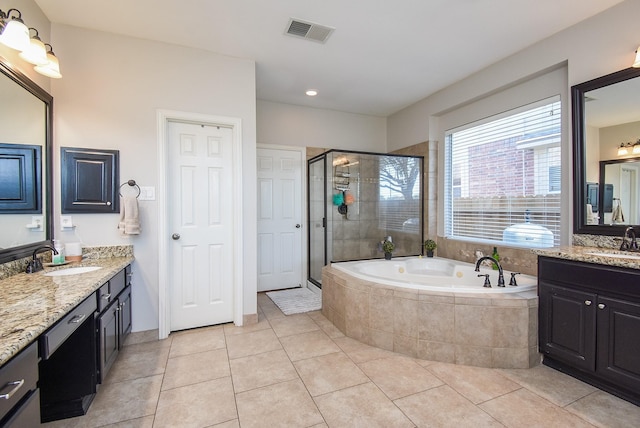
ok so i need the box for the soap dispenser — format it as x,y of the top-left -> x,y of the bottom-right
52,240 -> 65,265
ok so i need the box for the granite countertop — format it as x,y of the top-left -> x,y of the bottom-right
0,256 -> 134,367
533,246 -> 640,270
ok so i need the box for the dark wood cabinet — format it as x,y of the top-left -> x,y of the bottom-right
61,147 -> 119,214
97,301 -> 119,384
39,295 -> 98,422
539,256 -> 640,405
596,296 -> 640,391
0,342 -> 39,427
96,266 -> 132,384
539,284 -> 596,371
34,264 -> 133,422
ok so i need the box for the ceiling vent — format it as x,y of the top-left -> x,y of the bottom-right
285,18 -> 334,43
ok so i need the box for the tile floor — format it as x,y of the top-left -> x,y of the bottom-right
44,292 -> 640,427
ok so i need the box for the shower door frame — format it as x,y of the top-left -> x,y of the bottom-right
307,153 -> 328,288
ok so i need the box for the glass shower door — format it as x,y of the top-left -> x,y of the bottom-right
308,155 -> 326,287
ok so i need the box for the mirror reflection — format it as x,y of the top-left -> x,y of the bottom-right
574,67 -> 640,235
0,73 -> 47,249
0,57 -> 51,261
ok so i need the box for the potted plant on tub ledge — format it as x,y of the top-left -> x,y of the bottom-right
424,239 -> 437,257
382,239 -> 395,260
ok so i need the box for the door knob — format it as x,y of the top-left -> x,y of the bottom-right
295,224 -> 301,228
172,233 -> 181,240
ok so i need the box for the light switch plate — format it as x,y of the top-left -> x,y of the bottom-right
139,186 -> 156,201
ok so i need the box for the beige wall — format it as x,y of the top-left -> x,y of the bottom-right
48,24 -> 257,331
258,100 -> 386,152
387,0 -> 640,267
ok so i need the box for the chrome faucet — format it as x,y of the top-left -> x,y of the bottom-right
474,256 -> 505,287
620,226 -> 638,251
25,245 -> 58,274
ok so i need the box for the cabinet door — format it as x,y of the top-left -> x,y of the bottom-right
97,303 -> 119,384
118,286 -> 132,348
61,147 -> 119,213
597,296 -> 640,391
539,283 -> 597,371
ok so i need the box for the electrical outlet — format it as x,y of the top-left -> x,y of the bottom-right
60,215 -> 74,229
29,216 -> 44,231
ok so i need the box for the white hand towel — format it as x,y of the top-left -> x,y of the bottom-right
586,204 -> 595,224
612,201 -> 625,224
118,195 -> 141,235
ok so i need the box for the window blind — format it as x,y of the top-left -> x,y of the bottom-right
444,97 -> 561,248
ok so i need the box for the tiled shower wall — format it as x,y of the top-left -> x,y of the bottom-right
307,149 -> 423,263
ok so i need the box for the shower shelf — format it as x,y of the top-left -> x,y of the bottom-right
334,164 -> 350,191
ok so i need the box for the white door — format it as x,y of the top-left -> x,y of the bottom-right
257,148 -> 303,292
169,120 -> 234,331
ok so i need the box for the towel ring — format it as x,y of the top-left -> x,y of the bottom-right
119,179 -> 141,198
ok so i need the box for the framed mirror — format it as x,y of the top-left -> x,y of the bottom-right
0,56 -> 53,263
572,67 -> 640,235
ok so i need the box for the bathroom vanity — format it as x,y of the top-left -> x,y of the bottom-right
536,249 -> 640,405
0,255 -> 133,425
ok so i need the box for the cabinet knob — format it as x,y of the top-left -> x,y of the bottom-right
101,293 -> 111,300
584,300 -> 592,306
598,303 -> 606,310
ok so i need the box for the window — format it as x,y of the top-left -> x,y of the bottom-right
378,155 -> 422,234
444,97 -> 561,248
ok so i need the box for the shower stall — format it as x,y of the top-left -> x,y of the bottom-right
307,150 -> 424,287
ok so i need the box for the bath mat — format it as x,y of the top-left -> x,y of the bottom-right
266,288 -> 322,315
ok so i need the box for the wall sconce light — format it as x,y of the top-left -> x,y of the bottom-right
0,8 -> 62,78
34,44 -> 62,79
618,142 -> 631,156
0,9 -> 29,51
633,46 -> 640,68
617,140 -> 640,156
19,28 -> 48,65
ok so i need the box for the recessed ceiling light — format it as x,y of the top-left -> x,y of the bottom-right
306,89 -> 318,96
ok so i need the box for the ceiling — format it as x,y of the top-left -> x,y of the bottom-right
35,0 -> 623,117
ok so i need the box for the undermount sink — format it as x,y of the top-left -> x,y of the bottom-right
44,266 -> 103,277
585,251 -> 640,260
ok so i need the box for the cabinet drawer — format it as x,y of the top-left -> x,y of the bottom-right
2,388 -> 40,428
0,342 -> 37,421
97,282 -> 113,313
40,295 -> 97,359
109,269 -> 126,302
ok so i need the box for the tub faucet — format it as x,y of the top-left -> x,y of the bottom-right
26,245 -> 58,274
474,256 -> 505,287
620,226 -> 638,251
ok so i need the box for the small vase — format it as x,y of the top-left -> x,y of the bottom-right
426,250 -> 434,258
384,252 -> 392,260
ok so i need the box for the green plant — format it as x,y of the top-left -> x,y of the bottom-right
424,239 -> 437,251
382,240 -> 395,253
